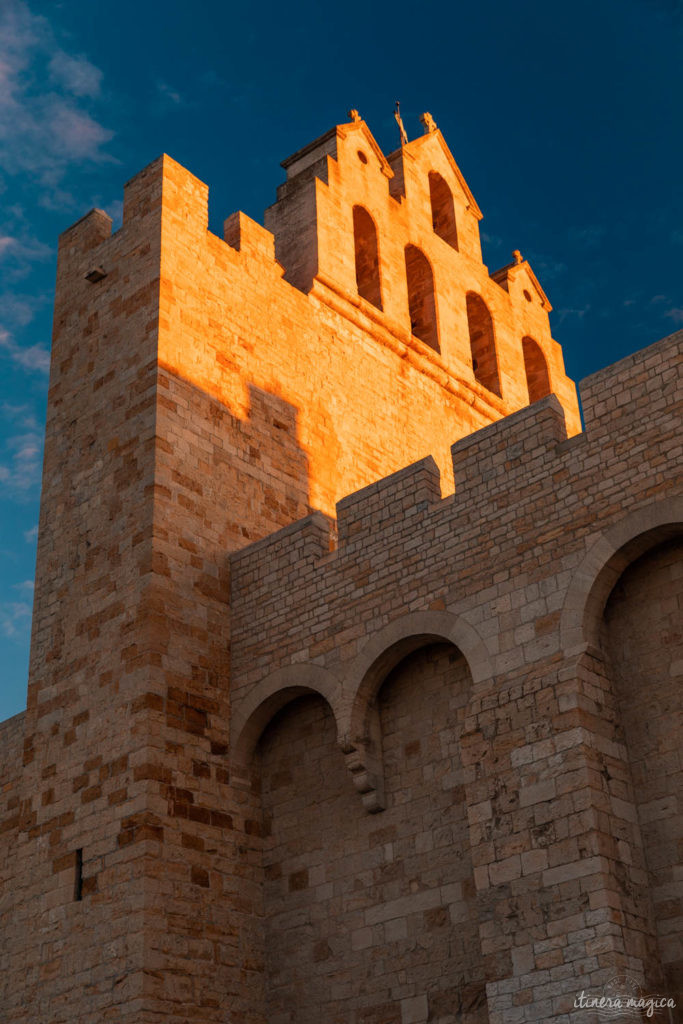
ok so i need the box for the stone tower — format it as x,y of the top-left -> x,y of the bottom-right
0,115 -> 680,1024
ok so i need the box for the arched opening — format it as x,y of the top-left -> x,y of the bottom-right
466,292 -> 500,396
428,171 -> 458,249
405,244 -> 439,352
601,537 -> 683,999
258,693 -> 352,1021
560,503 -> 683,655
353,205 -> 382,310
256,643 -> 487,1022
522,336 -> 551,402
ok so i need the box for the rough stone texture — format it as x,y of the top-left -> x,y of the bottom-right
602,539 -> 683,1001
230,333 -> 683,1023
0,711 -> 26,940
0,115 -> 680,1024
258,645 -> 487,1024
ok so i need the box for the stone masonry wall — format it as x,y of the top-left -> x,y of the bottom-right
0,710 -> 26,987
258,645 -> 487,1024
602,538 -> 683,1000
102,135 -> 581,1023
231,330 -> 682,1022
0,166 -> 165,1024
264,120 -> 579,433
0,114 -> 678,1024
0,124 -> 581,1023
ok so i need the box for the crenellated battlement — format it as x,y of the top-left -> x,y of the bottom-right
2,100 -> 681,1024
230,384 -> 572,586
449,393 -> 568,500
58,122 -> 581,444
336,456 -> 442,546
264,116 -> 575,420
229,332 -> 681,663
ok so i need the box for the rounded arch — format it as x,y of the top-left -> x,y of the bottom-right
405,244 -> 440,352
466,292 -> 500,396
560,496 -> 683,656
522,335 -> 551,402
352,205 -> 382,309
231,663 -> 343,766
341,610 -> 493,746
428,171 -> 458,250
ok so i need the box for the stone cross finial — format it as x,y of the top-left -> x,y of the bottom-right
420,112 -> 437,134
348,109 -> 362,123
513,249 -> 523,264
394,101 -> 408,147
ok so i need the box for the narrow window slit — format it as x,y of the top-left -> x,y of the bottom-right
352,206 -> 382,310
429,172 -> 458,250
405,244 -> 440,352
466,292 -> 501,396
74,848 -> 83,902
522,336 -> 551,402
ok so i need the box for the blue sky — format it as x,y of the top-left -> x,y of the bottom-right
0,0 -> 681,720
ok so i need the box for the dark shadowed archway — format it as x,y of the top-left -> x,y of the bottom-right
429,171 -> 458,249
405,244 -> 439,352
522,336 -> 551,402
256,639 -> 489,1023
466,292 -> 500,396
353,205 -> 382,310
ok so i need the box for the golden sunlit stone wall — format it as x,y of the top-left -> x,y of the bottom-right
230,335 -> 682,1023
0,115 -> 678,1024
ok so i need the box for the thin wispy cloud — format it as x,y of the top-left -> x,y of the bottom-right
37,185 -> 78,212
1,403 -> 39,431
0,327 -> 50,374
0,429 -> 44,493
13,579 -> 34,594
1,401 -> 43,494
0,233 -> 52,283
0,294 -> 42,327
107,198 -> 123,229
525,252 -> 568,280
0,1 -> 114,195
23,524 -> 38,543
556,306 -> 591,323
155,79 -> 186,109
0,600 -> 31,640
481,231 -> 504,251
664,308 -> 683,324
568,225 -> 606,248
200,69 -> 228,89
48,50 -> 102,99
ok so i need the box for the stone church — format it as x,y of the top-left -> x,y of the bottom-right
0,113 -> 680,1023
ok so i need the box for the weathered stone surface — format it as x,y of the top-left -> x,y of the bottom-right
0,115 -> 680,1024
